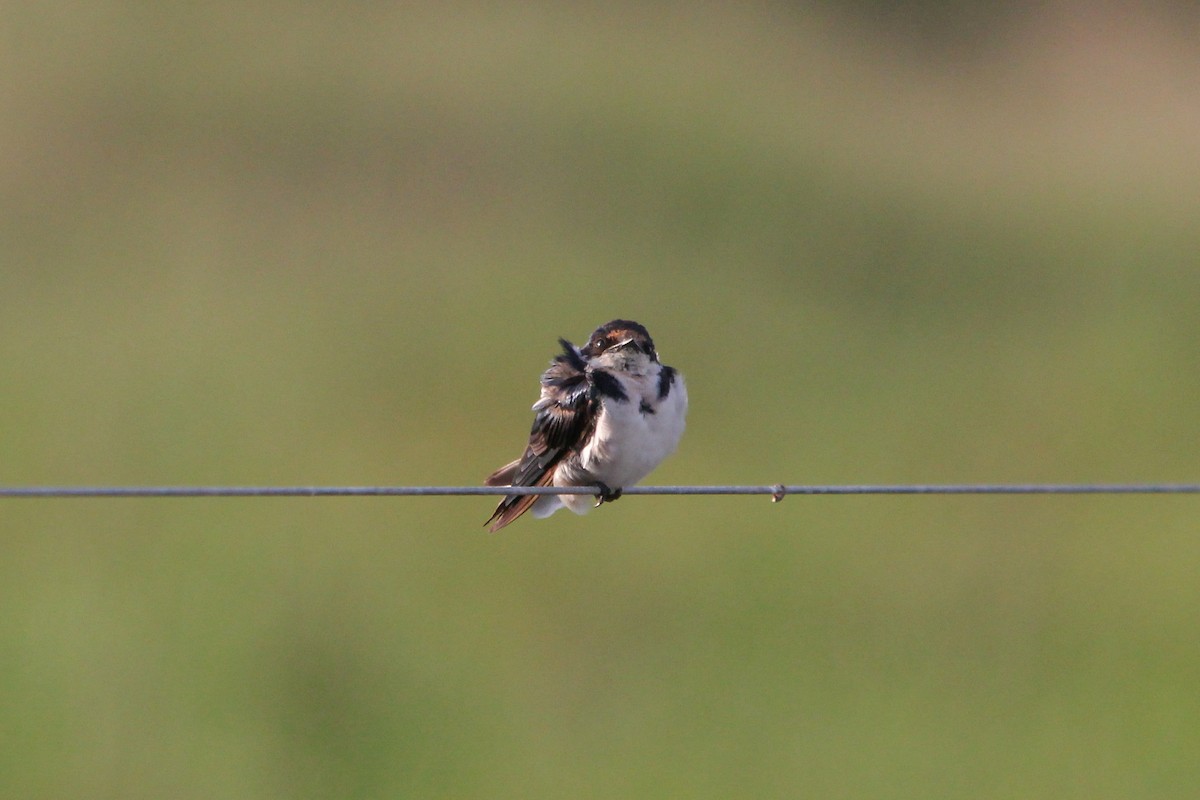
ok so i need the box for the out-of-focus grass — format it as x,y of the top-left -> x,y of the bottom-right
3,3 -> 1199,798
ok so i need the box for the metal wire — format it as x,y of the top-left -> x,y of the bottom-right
1,483 -> 1198,499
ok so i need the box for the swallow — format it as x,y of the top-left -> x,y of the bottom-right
484,319 -> 687,531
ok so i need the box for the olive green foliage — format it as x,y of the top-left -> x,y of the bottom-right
3,3 -> 1199,797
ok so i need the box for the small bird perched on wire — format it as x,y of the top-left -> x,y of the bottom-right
484,319 -> 688,531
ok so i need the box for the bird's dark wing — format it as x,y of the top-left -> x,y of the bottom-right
485,339 -> 597,532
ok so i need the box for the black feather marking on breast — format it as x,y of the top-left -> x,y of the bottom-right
591,369 -> 628,402
639,400 -> 655,415
657,366 -> 676,400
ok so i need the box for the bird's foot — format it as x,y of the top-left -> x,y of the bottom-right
593,482 -> 623,507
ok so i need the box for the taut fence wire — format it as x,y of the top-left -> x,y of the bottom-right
1,484 -> 1199,500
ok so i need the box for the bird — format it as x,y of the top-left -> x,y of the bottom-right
484,319 -> 687,532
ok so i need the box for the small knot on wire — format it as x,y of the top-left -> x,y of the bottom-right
771,484 -> 786,503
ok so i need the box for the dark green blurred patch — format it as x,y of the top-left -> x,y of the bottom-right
3,2 -> 1200,798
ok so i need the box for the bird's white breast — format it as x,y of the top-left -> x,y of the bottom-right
579,367 -> 688,489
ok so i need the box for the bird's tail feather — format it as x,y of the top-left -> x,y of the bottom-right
484,468 -> 553,532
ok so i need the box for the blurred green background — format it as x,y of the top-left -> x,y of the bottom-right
3,2 -> 1199,797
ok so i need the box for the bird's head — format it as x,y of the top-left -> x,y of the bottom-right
581,319 -> 659,371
